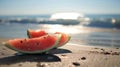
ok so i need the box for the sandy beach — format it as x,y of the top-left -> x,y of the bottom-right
0,38 -> 120,67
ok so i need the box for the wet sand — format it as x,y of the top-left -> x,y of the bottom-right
0,38 -> 120,67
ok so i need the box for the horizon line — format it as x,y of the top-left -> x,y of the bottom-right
0,13 -> 120,16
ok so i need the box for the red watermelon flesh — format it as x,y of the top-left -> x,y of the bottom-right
27,29 -> 47,38
55,32 -> 71,47
5,34 -> 61,54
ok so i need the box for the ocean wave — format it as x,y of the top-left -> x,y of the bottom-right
0,17 -> 120,29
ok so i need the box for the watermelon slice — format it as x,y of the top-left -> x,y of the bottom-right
4,34 -> 61,54
27,29 -> 71,47
27,29 -> 47,38
55,32 -> 71,47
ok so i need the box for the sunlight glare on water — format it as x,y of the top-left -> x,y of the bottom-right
40,24 -> 89,34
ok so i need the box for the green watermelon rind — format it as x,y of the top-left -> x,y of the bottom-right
4,34 -> 62,54
27,29 -> 31,38
57,35 -> 71,47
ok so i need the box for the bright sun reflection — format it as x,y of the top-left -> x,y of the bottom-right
50,12 -> 84,20
41,25 -> 88,34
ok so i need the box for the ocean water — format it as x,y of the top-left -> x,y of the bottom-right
0,14 -> 120,47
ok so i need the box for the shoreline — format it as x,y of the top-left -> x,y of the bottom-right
0,38 -> 120,67
78,26 -> 120,33
0,38 -> 11,43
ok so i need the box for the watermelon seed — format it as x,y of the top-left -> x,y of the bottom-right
44,37 -> 46,39
36,43 -> 40,46
20,40 -> 23,43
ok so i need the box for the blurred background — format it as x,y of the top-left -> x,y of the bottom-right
0,0 -> 120,47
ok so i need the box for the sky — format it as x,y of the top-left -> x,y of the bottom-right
0,0 -> 120,15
